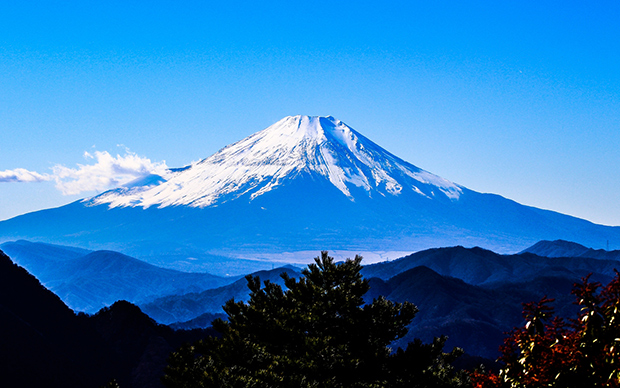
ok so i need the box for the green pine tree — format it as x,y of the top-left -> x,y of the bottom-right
163,252 -> 467,388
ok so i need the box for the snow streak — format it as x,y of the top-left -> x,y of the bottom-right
90,116 -> 462,208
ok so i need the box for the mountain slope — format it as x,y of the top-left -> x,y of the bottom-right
141,266 -> 301,324
1,115 -> 619,269
0,239 -> 91,278
522,239 -> 620,260
0,248 -> 217,388
361,245 -> 620,286
90,115 -> 462,209
1,240 -> 236,313
139,254 -> 596,359
0,249 -> 102,387
373,265 -> 581,359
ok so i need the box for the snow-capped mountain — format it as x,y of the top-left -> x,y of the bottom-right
1,115 -> 619,271
90,115 -> 461,209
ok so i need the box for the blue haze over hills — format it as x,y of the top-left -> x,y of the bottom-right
3,238 -> 619,360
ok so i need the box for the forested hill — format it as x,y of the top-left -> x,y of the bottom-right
0,249 -> 215,388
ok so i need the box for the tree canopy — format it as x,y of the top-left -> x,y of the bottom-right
163,252 -> 467,388
471,270 -> 620,388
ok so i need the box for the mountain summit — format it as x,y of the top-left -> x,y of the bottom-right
1,115 -> 618,270
90,115 -> 461,209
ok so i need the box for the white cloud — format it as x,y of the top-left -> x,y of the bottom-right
52,150 -> 169,195
1,149 -> 169,196
0,168 -> 52,183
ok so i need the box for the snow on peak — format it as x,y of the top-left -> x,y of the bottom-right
89,115 -> 462,209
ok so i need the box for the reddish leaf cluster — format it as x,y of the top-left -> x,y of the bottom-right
471,271 -> 620,388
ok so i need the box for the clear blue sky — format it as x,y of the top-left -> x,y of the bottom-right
1,1 -> 619,226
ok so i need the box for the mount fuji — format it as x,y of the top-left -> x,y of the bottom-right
91,115 -> 462,209
1,115 -> 618,271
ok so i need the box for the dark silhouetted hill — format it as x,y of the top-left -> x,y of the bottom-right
1,240 -> 235,313
145,247 -> 619,359
361,245 -> 619,285
366,265 -> 581,359
0,248 -> 105,387
0,249 -> 216,388
169,312 -> 228,330
521,239 -> 620,260
139,246 -> 620,359
357,246 -> 620,358
141,266 -> 301,324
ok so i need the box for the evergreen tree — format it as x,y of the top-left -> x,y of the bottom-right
163,252 -> 467,388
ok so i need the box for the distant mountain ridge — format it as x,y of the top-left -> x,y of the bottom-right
1,115 -> 619,269
1,240 -> 236,313
360,245 -> 620,285
139,245 -> 620,359
369,264 -> 583,359
5,240 -> 619,361
521,239 -> 620,260
0,248 -> 216,388
140,266 -> 302,324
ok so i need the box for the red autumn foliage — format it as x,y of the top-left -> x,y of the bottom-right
471,270 -> 620,388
